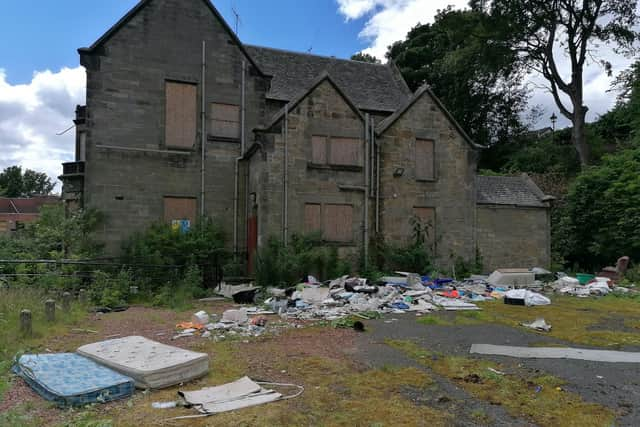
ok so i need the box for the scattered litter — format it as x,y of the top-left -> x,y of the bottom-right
174,377 -> 303,419
71,328 -> 98,334
191,311 -> 210,325
152,401 -> 178,409
470,344 -> 640,363
12,353 -> 135,406
521,318 -> 552,332
504,289 -> 550,306
221,309 -> 249,324
488,269 -> 535,287
487,368 -> 505,376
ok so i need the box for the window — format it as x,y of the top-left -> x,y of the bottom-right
311,136 -> 327,164
329,137 -> 362,166
310,136 -> 362,167
324,204 -> 353,242
164,197 -> 197,230
413,207 -> 435,248
304,203 -> 322,233
415,139 -> 435,180
209,103 -> 240,139
165,82 -> 197,149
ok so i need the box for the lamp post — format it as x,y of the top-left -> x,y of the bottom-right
550,113 -> 558,143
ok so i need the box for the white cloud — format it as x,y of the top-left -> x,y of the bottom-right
0,67 -> 85,192
338,0 -> 639,129
337,0 -> 469,59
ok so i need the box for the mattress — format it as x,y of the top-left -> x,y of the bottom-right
77,336 -> 209,389
12,353 -> 134,407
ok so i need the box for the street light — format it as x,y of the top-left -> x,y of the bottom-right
550,113 -> 558,143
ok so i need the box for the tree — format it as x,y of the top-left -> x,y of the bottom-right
387,7 -> 528,149
350,52 -> 381,64
489,0 -> 639,166
0,165 -> 55,197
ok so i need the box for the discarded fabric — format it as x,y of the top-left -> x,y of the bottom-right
504,289 -> 550,306
176,376 -> 303,418
521,318 -> 552,332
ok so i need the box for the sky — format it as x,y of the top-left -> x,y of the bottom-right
0,0 -> 637,190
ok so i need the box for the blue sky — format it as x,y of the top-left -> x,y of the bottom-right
0,0 -> 371,85
0,0 -> 636,188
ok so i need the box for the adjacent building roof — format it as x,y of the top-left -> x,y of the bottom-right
476,175 -> 551,208
0,196 -> 59,214
245,45 -> 411,112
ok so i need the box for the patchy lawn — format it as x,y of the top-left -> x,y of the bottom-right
419,294 -> 640,348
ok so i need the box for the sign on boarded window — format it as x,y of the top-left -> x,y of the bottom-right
415,139 -> 435,180
413,207 -> 435,247
209,103 -> 240,139
304,203 -> 322,233
329,137 -> 361,166
165,82 -> 197,149
324,204 -> 353,242
164,197 -> 196,228
311,136 -> 327,164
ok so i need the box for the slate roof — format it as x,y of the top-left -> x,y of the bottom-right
245,45 -> 412,112
476,175 -> 550,208
0,196 -> 59,214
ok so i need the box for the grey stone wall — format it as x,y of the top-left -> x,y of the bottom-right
249,80 -> 367,262
80,0 -> 269,253
377,93 -> 478,268
476,205 -> 551,271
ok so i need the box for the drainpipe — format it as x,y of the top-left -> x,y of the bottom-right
233,60 -> 246,256
283,105 -> 289,246
364,114 -> 370,270
375,119 -> 381,233
200,41 -> 207,218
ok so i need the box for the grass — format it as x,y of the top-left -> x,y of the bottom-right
99,328 -> 451,427
419,295 -> 640,348
388,339 -> 616,427
0,286 -> 89,400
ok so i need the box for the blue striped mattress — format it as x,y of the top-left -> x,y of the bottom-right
12,353 -> 135,406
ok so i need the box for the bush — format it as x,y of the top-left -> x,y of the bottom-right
255,233 -> 352,288
122,217 -> 229,293
90,269 -> 132,308
367,216 -> 434,275
152,265 -> 204,310
563,147 -> 640,269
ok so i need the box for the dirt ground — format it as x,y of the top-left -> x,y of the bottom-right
2,298 -> 640,426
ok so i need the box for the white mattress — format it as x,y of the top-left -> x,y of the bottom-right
77,336 -> 209,389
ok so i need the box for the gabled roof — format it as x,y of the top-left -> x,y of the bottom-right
476,175 -> 551,208
78,0 -> 266,76
260,71 -> 365,132
245,45 -> 411,112
0,196 -> 59,214
375,84 -> 484,149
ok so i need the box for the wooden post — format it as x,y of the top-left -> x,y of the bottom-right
62,292 -> 72,313
79,288 -> 87,305
20,309 -> 32,336
45,299 -> 55,322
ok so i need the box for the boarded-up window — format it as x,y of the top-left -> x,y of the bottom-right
415,139 -> 435,180
324,204 -> 353,242
209,103 -> 240,139
304,203 -> 322,233
311,136 -> 327,164
413,207 -> 436,247
164,197 -> 197,225
329,137 -> 362,166
165,82 -> 197,149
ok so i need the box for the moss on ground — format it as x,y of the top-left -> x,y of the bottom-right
388,339 -> 616,427
419,295 -> 640,348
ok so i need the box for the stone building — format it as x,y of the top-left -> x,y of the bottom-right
60,0 -> 552,272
